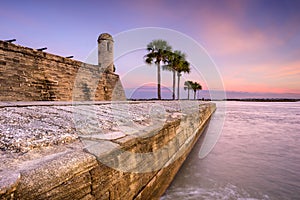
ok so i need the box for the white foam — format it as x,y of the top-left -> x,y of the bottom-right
161,183 -> 270,200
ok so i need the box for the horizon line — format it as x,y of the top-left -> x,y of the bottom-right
124,87 -> 300,95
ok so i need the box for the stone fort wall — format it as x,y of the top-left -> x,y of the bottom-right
0,40 -> 126,101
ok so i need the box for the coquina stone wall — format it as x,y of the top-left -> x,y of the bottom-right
0,40 -> 125,101
0,102 -> 216,200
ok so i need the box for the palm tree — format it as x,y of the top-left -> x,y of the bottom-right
191,82 -> 202,100
184,80 -> 193,100
144,40 -> 172,100
162,50 -> 186,100
176,60 -> 190,100
196,83 -> 202,99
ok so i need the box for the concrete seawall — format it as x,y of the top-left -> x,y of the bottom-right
0,101 -> 216,199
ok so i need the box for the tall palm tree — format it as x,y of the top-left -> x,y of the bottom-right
191,82 -> 202,100
177,60 -> 190,100
144,40 -> 172,100
162,50 -> 186,100
184,80 -> 193,100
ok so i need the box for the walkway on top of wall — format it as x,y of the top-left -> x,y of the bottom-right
0,100 -> 205,108
0,100 -> 213,153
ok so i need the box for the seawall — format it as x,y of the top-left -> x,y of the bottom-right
0,101 -> 216,199
0,40 -> 125,101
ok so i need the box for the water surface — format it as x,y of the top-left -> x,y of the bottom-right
162,101 -> 300,199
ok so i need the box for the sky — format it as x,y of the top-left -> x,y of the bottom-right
1,0 -> 300,98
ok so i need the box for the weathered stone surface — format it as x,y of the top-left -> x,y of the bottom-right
0,101 -> 210,153
0,40 -> 126,101
0,171 -> 20,199
98,33 -> 114,73
80,131 -> 126,140
38,171 -> 92,200
14,150 -> 97,199
0,101 -> 216,199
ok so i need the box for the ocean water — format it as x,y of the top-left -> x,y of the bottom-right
161,101 -> 300,200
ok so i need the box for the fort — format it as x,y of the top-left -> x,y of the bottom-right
0,34 -> 216,199
0,33 -> 125,101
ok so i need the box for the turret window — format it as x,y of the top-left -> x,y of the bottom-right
107,42 -> 110,51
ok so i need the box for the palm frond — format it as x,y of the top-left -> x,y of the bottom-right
162,64 -> 174,72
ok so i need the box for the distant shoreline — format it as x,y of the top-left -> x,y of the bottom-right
224,98 -> 300,102
128,98 -> 300,102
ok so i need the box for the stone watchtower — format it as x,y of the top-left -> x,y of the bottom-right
98,33 -> 114,72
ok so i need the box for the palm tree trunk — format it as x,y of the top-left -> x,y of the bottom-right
187,89 -> 190,100
194,91 -> 196,100
172,70 -> 176,100
157,62 -> 161,100
177,72 -> 180,100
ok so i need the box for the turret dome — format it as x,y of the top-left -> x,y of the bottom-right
98,33 -> 113,42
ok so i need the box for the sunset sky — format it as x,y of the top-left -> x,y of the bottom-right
1,0 -> 300,98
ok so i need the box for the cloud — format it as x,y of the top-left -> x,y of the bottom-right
267,64 -> 300,79
221,60 -> 300,93
193,12 -> 284,57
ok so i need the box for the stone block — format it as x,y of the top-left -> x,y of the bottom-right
14,150 -> 97,199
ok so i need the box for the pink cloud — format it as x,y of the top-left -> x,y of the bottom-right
193,14 -> 283,57
221,60 -> 300,94
266,62 -> 300,79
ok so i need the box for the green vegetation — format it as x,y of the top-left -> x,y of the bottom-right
163,50 -> 190,100
145,39 -> 203,100
175,59 -> 190,100
191,81 -> 202,100
184,81 -> 202,100
184,80 -> 193,100
144,40 -> 172,100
